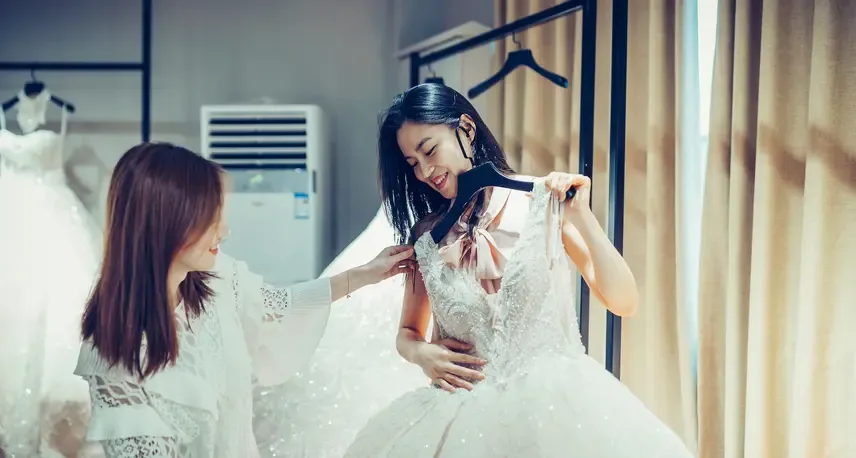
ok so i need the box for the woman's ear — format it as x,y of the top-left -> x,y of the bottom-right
458,114 -> 476,143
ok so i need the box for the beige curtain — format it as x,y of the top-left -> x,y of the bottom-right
697,0 -> 856,457
490,0 -> 697,450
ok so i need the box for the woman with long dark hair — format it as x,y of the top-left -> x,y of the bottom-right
73,142 -> 414,457
343,84 -> 693,457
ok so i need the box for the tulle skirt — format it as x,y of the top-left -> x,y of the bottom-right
252,208 -> 429,457
0,173 -> 103,456
344,353 -> 694,458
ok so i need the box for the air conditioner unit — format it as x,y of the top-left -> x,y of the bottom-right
201,104 -> 332,286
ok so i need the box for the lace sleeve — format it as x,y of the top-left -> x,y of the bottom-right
101,437 -> 178,458
259,279 -> 332,323
233,259 -> 332,386
84,375 -> 178,458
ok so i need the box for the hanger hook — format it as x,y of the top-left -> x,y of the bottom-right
427,63 -> 437,77
511,32 -> 522,50
30,68 -> 37,81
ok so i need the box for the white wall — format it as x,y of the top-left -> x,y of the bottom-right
0,0 -> 493,259
0,0 -> 402,257
394,0 -> 494,49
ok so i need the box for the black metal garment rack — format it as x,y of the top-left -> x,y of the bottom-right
0,0 -> 153,141
408,0 -> 629,379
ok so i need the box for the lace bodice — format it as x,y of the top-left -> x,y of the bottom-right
414,180 -> 585,382
74,254 -> 333,457
0,93 -> 68,183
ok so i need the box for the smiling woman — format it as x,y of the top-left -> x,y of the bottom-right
378,85 -> 515,246
72,142 -> 416,457
340,83 -> 686,458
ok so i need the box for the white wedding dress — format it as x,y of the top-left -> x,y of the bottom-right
253,207 -> 427,457
0,92 -> 104,456
344,180 -> 694,457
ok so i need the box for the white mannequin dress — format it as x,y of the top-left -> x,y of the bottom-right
252,207 -> 427,457
0,92 -> 104,456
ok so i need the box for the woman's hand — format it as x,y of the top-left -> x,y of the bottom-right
415,338 -> 487,392
332,245 -> 415,301
544,171 -> 592,216
358,245 -> 416,284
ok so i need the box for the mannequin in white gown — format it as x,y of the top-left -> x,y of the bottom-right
252,207 -> 427,457
0,92 -> 104,457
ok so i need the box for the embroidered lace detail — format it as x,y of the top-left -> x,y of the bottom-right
88,376 -> 148,408
77,254 -> 332,456
102,436 -> 179,457
174,306 -> 226,391
86,376 -> 181,457
260,285 -> 292,322
343,180 -> 693,458
414,180 -> 584,381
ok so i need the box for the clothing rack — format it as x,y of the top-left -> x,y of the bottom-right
0,0 -> 153,141
409,0 -> 629,379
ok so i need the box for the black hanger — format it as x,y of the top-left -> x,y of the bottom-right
424,64 -> 445,85
1,69 -> 76,113
429,161 -> 576,243
24,69 -> 45,97
467,33 -> 568,99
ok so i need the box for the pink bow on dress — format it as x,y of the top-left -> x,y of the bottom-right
437,188 -> 512,293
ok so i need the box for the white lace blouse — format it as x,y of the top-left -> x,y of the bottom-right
73,253 -> 332,457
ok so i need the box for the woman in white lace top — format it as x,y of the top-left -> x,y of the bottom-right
73,142 -> 414,457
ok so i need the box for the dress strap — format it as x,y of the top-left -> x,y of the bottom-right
60,105 -> 68,136
546,185 -> 566,264
59,105 -> 68,152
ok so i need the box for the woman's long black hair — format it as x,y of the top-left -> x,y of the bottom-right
378,83 -> 515,244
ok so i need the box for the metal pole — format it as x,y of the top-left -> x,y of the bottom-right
141,0 -> 152,142
0,63 -> 142,71
418,0 -> 585,67
576,0 -> 598,353
409,52 -> 420,88
605,0 -> 629,379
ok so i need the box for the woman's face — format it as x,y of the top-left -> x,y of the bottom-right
175,210 -> 230,272
397,117 -> 475,200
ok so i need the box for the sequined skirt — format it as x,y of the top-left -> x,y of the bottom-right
344,353 -> 694,458
0,173 -> 102,456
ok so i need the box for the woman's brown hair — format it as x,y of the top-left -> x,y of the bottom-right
81,142 -> 224,378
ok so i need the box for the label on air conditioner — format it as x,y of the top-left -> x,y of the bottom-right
294,192 -> 310,220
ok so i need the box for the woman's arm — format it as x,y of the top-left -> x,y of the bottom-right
328,265 -> 378,302
562,209 -> 639,316
397,262 -> 486,392
395,222 -> 486,392
251,245 -> 415,324
395,266 -> 433,364
544,172 -> 640,317
235,246 -> 414,386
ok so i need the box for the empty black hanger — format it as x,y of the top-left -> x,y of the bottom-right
424,65 -> 445,85
430,161 -> 576,243
467,33 -> 568,99
1,69 -> 76,113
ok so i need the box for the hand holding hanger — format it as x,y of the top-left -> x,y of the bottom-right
542,171 -> 592,213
